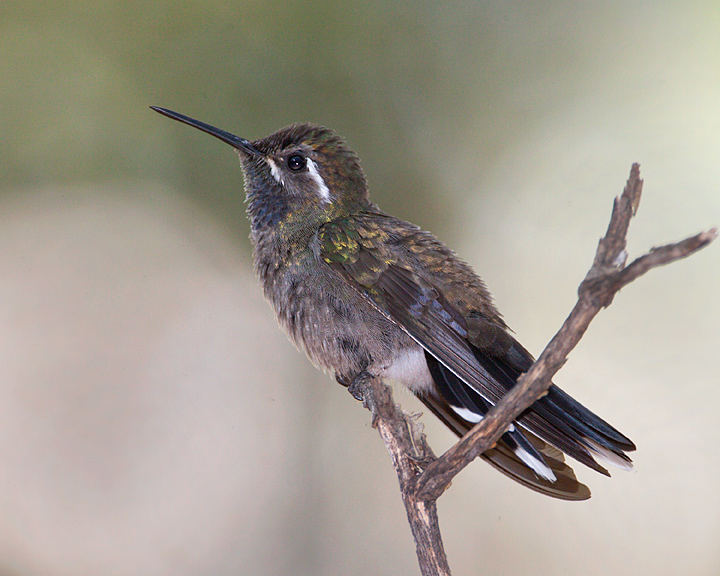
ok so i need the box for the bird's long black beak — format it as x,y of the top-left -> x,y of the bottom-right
150,106 -> 262,156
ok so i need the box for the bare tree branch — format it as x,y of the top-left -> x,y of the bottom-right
356,164 -> 716,575
356,376 -> 450,576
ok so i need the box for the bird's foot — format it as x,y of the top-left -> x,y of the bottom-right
336,371 -> 372,402
337,371 -> 380,424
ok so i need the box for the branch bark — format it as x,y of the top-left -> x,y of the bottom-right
355,164 -> 717,575
357,376 -> 450,576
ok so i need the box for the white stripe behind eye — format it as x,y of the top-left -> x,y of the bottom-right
306,158 -> 331,203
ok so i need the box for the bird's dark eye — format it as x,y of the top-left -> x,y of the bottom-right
287,154 -> 305,171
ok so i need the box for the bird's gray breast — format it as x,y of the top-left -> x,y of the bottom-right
255,246 -> 416,381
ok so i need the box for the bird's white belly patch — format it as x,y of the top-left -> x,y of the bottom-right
380,348 -> 434,394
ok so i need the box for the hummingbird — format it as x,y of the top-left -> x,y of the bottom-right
151,106 -> 635,500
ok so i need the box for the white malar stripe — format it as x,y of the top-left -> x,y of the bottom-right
515,446 -> 557,482
266,158 -> 283,184
306,158 -> 331,203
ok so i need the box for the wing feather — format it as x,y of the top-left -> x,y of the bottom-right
319,214 -> 634,496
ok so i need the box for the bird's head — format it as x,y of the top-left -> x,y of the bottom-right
151,108 -> 370,236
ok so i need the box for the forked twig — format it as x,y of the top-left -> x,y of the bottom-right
355,164 -> 716,576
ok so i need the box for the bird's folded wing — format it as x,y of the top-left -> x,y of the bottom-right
318,216 -> 634,477
319,217 -> 506,403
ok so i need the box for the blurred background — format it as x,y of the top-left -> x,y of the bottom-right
1,1 -> 719,574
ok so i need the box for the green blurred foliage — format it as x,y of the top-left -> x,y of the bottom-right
7,1 -> 717,239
